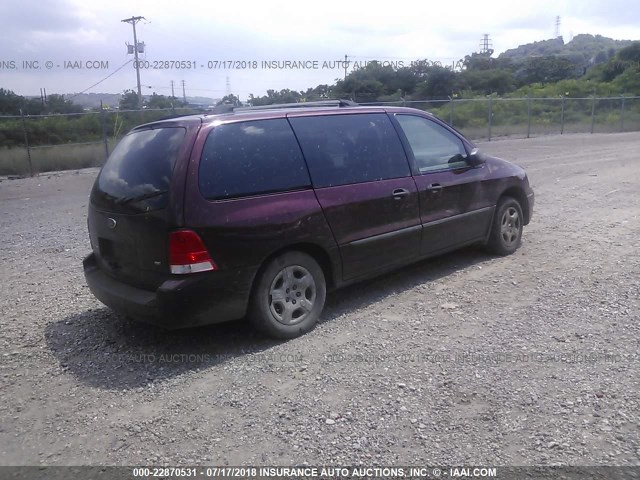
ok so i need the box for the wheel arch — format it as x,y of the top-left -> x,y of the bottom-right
249,242 -> 338,299
498,187 -> 530,225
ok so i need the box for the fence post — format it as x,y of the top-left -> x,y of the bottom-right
590,91 -> 596,134
100,101 -> 109,161
20,109 -> 34,177
526,95 -> 531,138
448,95 -> 454,126
620,94 -> 625,132
560,95 -> 565,135
487,96 -> 492,142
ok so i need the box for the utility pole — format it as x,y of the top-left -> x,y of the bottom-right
170,80 -> 175,99
121,15 -> 145,108
344,54 -> 349,80
181,80 -> 187,105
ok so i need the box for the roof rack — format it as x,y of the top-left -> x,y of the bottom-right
233,99 -> 358,112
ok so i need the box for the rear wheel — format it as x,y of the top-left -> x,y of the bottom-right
487,196 -> 523,255
248,251 -> 326,339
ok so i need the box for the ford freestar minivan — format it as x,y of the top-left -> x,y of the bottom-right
83,100 -> 534,338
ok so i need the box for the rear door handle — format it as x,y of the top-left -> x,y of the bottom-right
392,188 -> 410,200
426,183 -> 443,194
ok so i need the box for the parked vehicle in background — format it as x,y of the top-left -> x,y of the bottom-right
83,100 -> 534,338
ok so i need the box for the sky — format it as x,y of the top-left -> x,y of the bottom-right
1,0 -> 639,102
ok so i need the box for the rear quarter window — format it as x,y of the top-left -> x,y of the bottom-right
94,127 -> 186,210
199,118 -> 310,199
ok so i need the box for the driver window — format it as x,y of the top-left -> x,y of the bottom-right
396,115 -> 468,173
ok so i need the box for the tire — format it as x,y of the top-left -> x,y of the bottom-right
486,196 -> 524,256
248,251 -> 326,339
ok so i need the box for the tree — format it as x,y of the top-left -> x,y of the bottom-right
0,88 -> 26,115
216,94 -> 241,107
146,92 -> 179,109
45,94 -> 84,114
248,89 -> 302,106
615,42 -> 640,62
119,89 -> 140,110
463,51 -> 512,71
301,84 -> 333,101
519,56 -> 578,85
333,61 -> 397,101
594,51 -> 609,65
611,65 -> 640,93
457,69 -> 515,95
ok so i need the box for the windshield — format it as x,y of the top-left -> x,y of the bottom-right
93,127 -> 186,212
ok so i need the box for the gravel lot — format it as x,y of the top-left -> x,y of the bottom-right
1,132 -> 639,467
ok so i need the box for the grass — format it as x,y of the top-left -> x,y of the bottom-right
0,140 -> 118,176
1,116 -> 639,175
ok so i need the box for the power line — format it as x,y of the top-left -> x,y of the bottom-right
68,59 -> 134,99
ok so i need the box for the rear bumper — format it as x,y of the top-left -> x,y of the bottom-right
83,253 -> 254,329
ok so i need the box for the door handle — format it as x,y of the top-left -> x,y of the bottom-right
426,183 -> 443,194
392,188 -> 410,200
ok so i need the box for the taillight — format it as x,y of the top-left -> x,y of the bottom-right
169,230 -> 217,274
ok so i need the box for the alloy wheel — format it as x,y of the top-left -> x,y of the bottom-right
268,265 -> 317,325
500,206 -> 521,246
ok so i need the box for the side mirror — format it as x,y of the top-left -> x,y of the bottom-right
467,148 -> 486,167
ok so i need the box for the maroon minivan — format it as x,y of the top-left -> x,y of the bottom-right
83,101 -> 534,338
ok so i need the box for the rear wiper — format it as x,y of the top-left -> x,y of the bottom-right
115,190 -> 168,205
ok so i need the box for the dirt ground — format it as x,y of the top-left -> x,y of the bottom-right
0,132 -> 639,467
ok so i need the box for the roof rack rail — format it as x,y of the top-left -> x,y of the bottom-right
234,99 -> 358,112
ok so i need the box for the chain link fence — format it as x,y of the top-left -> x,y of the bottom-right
1,97 -> 639,176
363,95 -> 640,141
0,107 -> 198,176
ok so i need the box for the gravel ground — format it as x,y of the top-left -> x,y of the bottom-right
0,132 -> 639,467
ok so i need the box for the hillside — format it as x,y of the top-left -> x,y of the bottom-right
499,34 -> 635,63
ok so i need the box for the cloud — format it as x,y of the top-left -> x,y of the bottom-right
1,0 -> 638,98
2,0 -> 82,34
570,0 -> 640,28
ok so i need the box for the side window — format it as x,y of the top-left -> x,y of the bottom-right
199,119 -> 310,199
395,115 -> 468,173
289,114 -> 410,188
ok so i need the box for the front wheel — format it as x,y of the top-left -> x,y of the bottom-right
486,196 -> 524,255
248,251 -> 326,339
